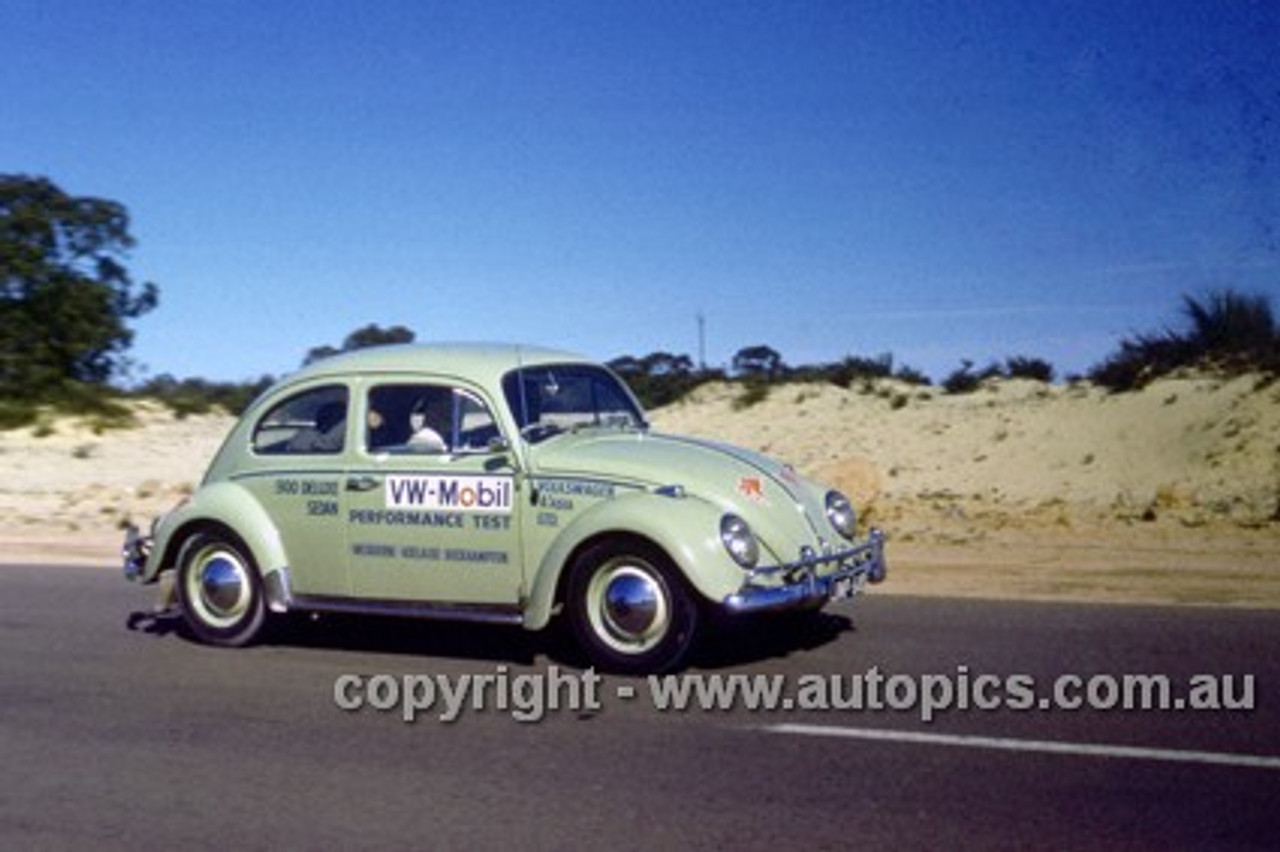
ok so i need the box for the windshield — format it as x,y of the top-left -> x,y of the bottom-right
502,364 -> 647,442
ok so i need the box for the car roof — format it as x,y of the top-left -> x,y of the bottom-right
287,342 -> 593,386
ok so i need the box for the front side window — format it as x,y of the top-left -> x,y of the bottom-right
502,364 -> 646,443
366,384 -> 501,454
252,385 -> 349,455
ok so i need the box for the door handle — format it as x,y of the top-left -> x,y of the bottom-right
345,475 -> 381,492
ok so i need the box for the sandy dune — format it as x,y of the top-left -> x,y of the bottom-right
655,374 -> 1280,606
3,375 -> 1277,606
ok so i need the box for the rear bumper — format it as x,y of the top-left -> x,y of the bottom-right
122,524 -> 152,581
722,528 -> 886,615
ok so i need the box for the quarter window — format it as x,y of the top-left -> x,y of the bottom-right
252,385 -> 349,455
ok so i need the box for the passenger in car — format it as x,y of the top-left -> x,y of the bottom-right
286,401 -> 346,453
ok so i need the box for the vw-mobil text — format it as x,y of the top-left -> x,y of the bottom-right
385,475 -> 512,512
333,665 -> 1256,724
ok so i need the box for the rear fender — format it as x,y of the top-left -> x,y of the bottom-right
147,481 -> 287,583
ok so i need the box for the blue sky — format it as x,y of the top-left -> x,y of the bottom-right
3,0 -> 1277,383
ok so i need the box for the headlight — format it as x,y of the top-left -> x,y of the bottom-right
825,490 -> 857,540
720,514 -> 759,569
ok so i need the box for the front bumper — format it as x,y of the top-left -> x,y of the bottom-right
722,528 -> 886,615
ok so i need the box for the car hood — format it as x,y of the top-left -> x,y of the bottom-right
527,430 -> 834,560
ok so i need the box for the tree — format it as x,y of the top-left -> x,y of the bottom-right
0,175 -> 158,400
608,351 -> 704,408
303,323 -> 415,365
732,345 -> 784,380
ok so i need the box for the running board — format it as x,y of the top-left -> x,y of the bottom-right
262,568 -> 523,626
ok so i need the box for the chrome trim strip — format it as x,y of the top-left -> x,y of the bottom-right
288,593 -> 524,626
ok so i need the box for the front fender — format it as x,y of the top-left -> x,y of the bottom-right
522,490 -> 753,629
147,481 -> 287,583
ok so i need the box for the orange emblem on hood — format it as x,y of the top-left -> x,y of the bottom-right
738,476 -> 765,502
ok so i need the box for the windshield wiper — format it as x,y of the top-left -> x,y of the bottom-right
519,422 -> 567,443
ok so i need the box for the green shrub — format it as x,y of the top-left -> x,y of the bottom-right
1089,290 -> 1280,391
942,360 -> 1001,394
1004,356 -> 1055,382
0,400 -> 38,431
732,379 -> 771,411
132,374 -> 275,417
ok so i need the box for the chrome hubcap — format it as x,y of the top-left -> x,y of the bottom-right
604,571 -> 660,635
192,550 -> 250,625
589,562 -> 670,653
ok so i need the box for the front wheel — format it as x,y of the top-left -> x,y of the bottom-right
176,530 -> 266,647
567,540 -> 699,674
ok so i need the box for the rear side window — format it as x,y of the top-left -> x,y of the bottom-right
252,385 -> 349,455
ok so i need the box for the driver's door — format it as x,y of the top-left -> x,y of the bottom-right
345,380 -> 523,605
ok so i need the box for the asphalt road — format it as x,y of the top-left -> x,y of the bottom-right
2,562 -> 1278,850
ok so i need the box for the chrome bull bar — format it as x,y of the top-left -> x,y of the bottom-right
723,528 -> 886,615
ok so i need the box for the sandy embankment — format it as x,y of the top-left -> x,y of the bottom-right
2,375 -> 1277,606
0,403 -> 229,565
654,374 -> 1280,607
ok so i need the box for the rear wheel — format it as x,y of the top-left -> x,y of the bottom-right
567,540 -> 698,674
176,530 -> 266,647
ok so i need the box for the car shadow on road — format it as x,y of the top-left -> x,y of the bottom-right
125,605 -> 560,666
689,611 -> 855,671
270,611 -> 561,667
123,606 -> 854,671
124,608 -> 186,638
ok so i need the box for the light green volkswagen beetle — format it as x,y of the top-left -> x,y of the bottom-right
124,343 -> 886,673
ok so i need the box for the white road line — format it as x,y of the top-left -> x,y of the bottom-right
762,723 -> 1280,771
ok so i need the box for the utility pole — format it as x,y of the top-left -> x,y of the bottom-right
696,312 -> 706,371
